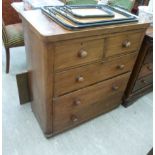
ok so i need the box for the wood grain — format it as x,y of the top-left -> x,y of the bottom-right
123,27 -> 153,107
138,63 -> 153,78
54,52 -> 137,96
19,10 -> 149,42
104,30 -> 144,57
19,9 -> 149,136
53,72 -> 130,133
133,74 -> 153,92
54,38 -> 104,70
16,72 -> 31,104
143,46 -> 153,64
23,21 -> 54,136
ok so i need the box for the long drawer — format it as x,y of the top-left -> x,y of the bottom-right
105,30 -> 143,57
133,74 -> 153,92
54,38 -> 104,70
53,72 -> 130,133
54,52 -> 137,96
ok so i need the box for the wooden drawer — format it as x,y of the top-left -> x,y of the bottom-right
105,30 -> 143,57
54,38 -> 104,70
53,73 -> 130,133
143,47 -> 153,64
133,74 -> 153,92
138,63 -> 153,78
54,52 -> 137,96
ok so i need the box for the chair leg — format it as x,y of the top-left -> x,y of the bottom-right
5,48 -> 10,73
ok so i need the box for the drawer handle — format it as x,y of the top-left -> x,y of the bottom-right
141,80 -> 149,84
117,64 -> 125,70
122,40 -> 131,48
147,65 -> 152,71
74,100 -> 81,106
76,76 -> 84,82
71,115 -> 78,122
78,49 -> 88,58
112,85 -> 119,91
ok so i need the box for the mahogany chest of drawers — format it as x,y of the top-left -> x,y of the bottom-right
123,27 -> 153,107
20,10 -> 149,137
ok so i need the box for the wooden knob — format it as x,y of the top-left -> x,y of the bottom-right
76,76 -> 84,82
112,85 -> 119,91
71,115 -> 78,122
122,40 -> 131,48
147,65 -> 152,71
78,49 -> 88,58
74,100 -> 81,106
117,64 -> 125,70
141,79 -> 148,84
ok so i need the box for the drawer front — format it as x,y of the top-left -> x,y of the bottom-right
53,73 -> 130,133
105,31 -> 143,57
54,39 -> 104,70
143,46 -> 153,64
133,74 -> 153,92
138,63 -> 153,78
54,52 -> 137,96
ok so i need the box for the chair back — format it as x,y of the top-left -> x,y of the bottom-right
2,0 -> 22,25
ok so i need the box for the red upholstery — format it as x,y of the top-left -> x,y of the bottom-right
2,0 -> 22,25
131,0 -> 150,14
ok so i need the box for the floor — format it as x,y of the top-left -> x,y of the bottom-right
2,46 -> 153,155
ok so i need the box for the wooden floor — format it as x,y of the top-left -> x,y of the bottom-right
2,46 -> 153,155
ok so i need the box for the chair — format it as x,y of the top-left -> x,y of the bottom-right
66,0 -> 98,5
2,0 -> 22,25
2,0 -> 24,73
108,0 -> 135,11
2,21 -> 24,73
131,0 -> 150,14
65,0 -> 135,11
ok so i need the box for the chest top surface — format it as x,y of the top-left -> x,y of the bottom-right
20,10 -> 149,42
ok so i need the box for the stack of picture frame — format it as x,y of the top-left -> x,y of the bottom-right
41,4 -> 138,30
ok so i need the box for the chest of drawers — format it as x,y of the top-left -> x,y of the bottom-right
123,27 -> 153,107
19,10 -> 148,137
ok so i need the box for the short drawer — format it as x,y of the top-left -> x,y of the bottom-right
54,38 -> 104,70
133,74 -> 153,92
54,52 -> 137,96
138,63 -> 153,78
53,73 -> 130,133
105,30 -> 143,57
